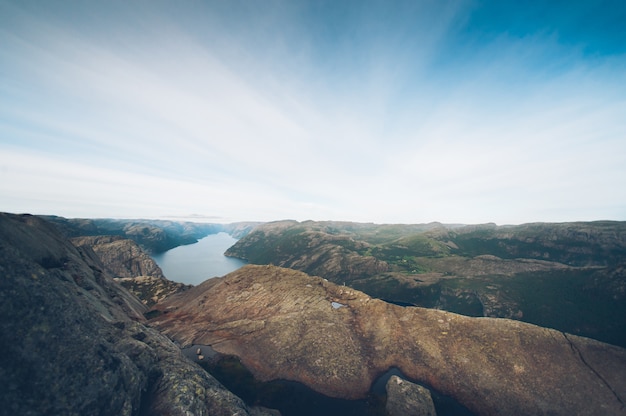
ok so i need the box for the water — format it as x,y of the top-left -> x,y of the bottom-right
151,232 -> 246,285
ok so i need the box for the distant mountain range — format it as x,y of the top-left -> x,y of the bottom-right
42,215 -> 260,253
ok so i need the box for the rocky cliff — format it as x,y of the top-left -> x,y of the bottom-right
151,264 -> 626,416
71,235 -> 165,278
0,213 -> 276,416
71,235 -> 187,306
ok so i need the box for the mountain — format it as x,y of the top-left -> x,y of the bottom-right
71,235 -> 188,306
150,264 -> 626,416
222,221 -> 264,239
0,213 -> 276,415
42,215 -> 261,253
225,220 -> 626,347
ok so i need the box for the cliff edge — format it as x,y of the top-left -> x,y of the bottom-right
0,213 -> 276,416
71,235 -> 188,306
152,264 -> 626,415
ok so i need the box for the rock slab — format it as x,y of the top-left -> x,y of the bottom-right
152,264 -> 626,416
385,376 -> 436,416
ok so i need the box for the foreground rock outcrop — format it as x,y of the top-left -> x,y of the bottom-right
385,376 -> 436,416
71,235 -> 187,306
0,213 -> 274,415
152,265 -> 626,415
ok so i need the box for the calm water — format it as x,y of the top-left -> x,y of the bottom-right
151,232 -> 246,285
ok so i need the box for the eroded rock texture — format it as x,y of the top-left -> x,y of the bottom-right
0,213 -> 274,416
71,235 -> 187,306
152,264 -> 626,416
385,376 -> 436,416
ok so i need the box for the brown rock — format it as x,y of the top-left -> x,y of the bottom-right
72,235 -> 165,278
151,264 -> 626,416
71,235 -> 188,306
385,376 -> 436,416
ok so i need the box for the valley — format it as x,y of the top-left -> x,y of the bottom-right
1,213 -> 625,415
152,232 -> 247,285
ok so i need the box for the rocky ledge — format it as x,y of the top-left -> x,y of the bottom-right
0,213 -> 276,416
71,235 -> 187,306
151,264 -> 626,416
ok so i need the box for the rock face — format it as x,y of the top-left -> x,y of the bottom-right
151,264 -> 626,416
385,376 -> 436,416
0,213 -> 274,416
71,235 -> 187,306
71,235 -> 165,278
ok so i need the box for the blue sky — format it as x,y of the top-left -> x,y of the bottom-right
1,0 -> 625,224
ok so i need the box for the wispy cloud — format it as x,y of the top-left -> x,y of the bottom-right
1,0 -> 625,224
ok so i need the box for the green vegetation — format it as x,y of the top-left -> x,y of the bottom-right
504,269 -> 626,346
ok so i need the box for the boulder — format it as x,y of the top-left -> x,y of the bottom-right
385,376 -> 436,416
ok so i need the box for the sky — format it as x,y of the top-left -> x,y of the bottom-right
1,0 -> 625,225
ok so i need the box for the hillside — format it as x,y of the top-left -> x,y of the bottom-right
0,213 -> 275,415
225,220 -> 626,347
42,216 -> 261,253
71,235 -> 189,306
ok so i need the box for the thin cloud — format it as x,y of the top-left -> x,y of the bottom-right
1,1 -> 625,224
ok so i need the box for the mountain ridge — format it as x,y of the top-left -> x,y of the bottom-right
41,215 -> 261,253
